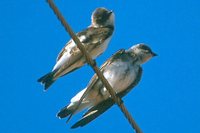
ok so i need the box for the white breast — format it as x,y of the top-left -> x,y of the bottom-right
90,36 -> 112,59
102,61 -> 138,96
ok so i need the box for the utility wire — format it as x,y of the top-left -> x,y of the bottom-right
46,0 -> 142,132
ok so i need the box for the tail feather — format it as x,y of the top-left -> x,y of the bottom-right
71,98 -> 114,128
57,106 -> 72,119
37,71 -> 55,90
57,101 -> 91,121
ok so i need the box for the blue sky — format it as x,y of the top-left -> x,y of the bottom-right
0,0 -> 200,133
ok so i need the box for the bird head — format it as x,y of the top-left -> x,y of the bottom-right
129,43 -> 157,64
91,7 -> 114,28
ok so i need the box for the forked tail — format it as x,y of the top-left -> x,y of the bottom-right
37,71 -> 56,90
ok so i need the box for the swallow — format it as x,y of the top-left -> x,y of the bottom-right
57,43 -> 157,128
38,7 -> 115,90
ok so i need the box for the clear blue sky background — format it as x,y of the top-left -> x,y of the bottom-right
0,0 -> 199,133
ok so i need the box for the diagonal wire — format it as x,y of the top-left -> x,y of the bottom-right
46,0 -> 142,133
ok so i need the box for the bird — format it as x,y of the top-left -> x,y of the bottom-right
56,43 -> 157,128
37,7 -> 115,90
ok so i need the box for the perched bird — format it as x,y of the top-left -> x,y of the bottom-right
38,7 -> 115,90
57,43 -> 157,128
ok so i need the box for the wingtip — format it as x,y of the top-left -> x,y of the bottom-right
71,123 -> 80,129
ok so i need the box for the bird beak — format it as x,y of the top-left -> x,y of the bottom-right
108,10 -> 113,15
152,52 -> 158,57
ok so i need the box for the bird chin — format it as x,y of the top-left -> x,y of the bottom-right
107,13 -> 115,26
142,56 -> 152,64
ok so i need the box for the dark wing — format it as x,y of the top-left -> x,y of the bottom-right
78,27 -> 113,44
71,67 -> 143,128
71,98 -> 114,129
56,27 -> 113,62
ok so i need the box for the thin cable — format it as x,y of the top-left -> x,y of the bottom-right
46,0 -> 142,132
